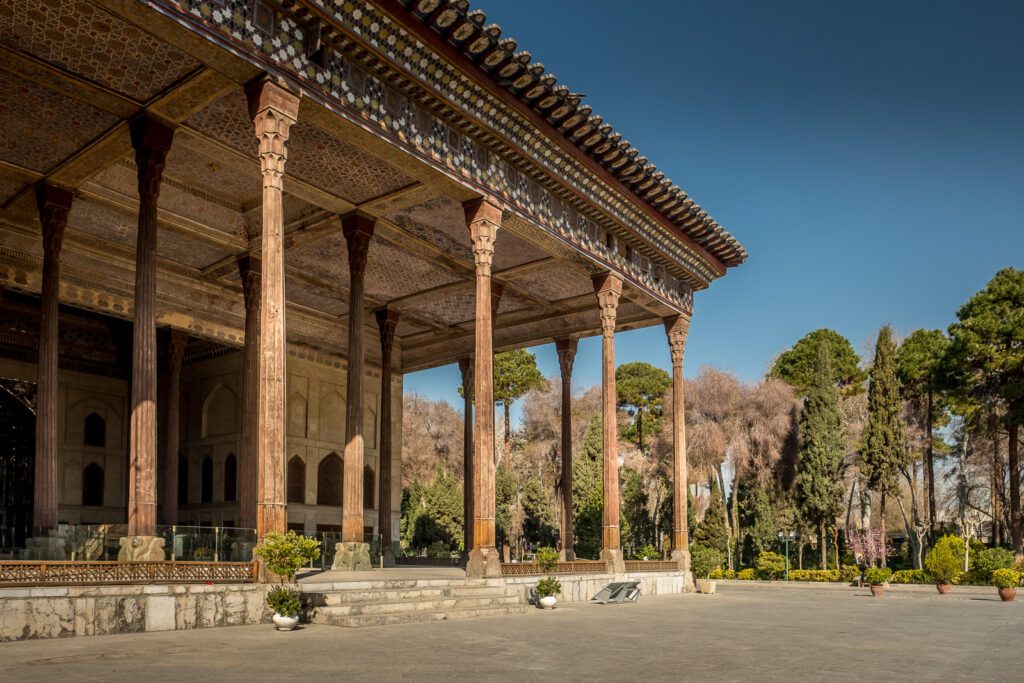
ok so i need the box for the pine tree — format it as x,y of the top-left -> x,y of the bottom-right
615,361 -> 671,452
572,416 -> 604,559
621,467 -> 654,553
694,479 -> 730,555
795,341 -> 847,568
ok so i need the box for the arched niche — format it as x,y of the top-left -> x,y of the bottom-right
201,455 -> 214,503
319,391 -> 345,444
202,383 -> 237,438
82,462 -> 104,506
288,393 -> 308,438
287,456 -> 306,504
224,453 -> 237,502
317,452 -> 343,507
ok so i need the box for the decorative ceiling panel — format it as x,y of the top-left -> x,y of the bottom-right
185,91 -> 257,157
493,230 -> 548,271
287,120 -> 414,204
365,239 -> 461,302
394,319 -> 427,338
0,178 -> 24,206
285,280 -> 347,317
0,70 -> 116,173
496,293 -> 531,316
0,0 -> 200,100
287,231 -> 348,287
414,290 -> 475,326
508,261 -> 592,303
387,196 -> 472,261
164,142 -> 261,207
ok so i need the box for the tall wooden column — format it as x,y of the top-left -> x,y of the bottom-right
664,314 -> 691,570
376,307 -> 399,565
465,198 -> 502,578
593,273 -> 624,573
246,78 -> 299,540
555,337 -> 578,561
126,117 -> 174,551
161,329 -> 187,525
33,185 -> 72,537
341,212 -> 374,543
458,356 -> 474,554
237,255 -> 261,530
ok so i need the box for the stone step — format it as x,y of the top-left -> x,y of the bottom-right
317,595 -> 522,616
318,584 -> 508,605
314,604 -> 531,628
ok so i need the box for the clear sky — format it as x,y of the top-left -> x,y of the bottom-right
405,0 -> 1024,421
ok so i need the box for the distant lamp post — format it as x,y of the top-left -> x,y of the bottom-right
778,531 -> 796,581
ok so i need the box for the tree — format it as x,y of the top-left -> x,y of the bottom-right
401,393 -> 464,488
615,361 -> 671,453
771,328 -> 866,397
491,349 -> 547,469
621,467 -> 654,553
946,268 -> 1024,558
795,342 -> 847,568
860,325 -> 909,567
572,417 -> 604,559
897,329 -> 950,532
694,479 -> 729,555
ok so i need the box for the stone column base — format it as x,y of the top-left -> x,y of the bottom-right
600,547 -> 625,574
117,536 -> 166,561
466,546 -> 502,578
26,535 -> 66,561
331,542 -> 371,571
671,548 -> 691,572
382,544 -> 397,568
560,548 -> 576,562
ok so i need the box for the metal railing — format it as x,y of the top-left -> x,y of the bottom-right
0,560 -> 257,586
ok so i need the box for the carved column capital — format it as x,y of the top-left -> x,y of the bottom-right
36,184 -> 73,258
168,328 -> 188,364
663,314 -> 690,368
246,78 -> 299,191
129,116 -> 175,201
592,273 -> 623,337
465,198 -> 502,275
237,255 -> 262,312
375,307 -> 400,359
458,356 -> 474,402
342,211 -> 375,276
555,337 -> 578,380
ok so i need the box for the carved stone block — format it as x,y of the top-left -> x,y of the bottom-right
331,542 -> 371,571
117,535 -> 166,561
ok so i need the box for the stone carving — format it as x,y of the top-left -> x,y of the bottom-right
331,542 -> 371,572
117,535 -> 167,561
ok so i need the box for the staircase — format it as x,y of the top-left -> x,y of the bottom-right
302,578 -> 529,628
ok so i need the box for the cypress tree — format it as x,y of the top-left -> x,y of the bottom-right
572,417 -> 604,559
795,342 -> 847,568
861,325 -> 908,566
694,479 -> 730,555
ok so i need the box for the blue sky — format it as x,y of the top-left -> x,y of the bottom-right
405,0 -> 1024,421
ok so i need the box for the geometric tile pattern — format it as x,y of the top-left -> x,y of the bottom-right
510,262 -> 593,303
414,290 -> 476,326
0,178 -> 24,206
365,239 -> 460,302
184,91 -> 258,158
287,232 -> 350,289
0,71 -> 117,173
164,142 -> 261,207
493,230 -> 548,272
0,0 -> 200,100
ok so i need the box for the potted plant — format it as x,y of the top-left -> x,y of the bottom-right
534,546 -> 561,609
690,544 -> 724,595
253,530 -> 322,630
864,566 -> 892,597
267,586 -> 302,630
924,535 -> 963,594
992,568 -> 1020,602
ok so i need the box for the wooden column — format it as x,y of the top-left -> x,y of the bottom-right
593,273 -> 624,573
376,307 -> 399,565
465,198 -> 502,578
664,314 -> 691,570
555,337 -> 578,561
341,212 -> 374,542
33,184 -> 72,534
458,356 -> 474,554
161,329 -> 187,525
237,255 -> 261,530
127,116 -> 174,543
246,79 -> 299,540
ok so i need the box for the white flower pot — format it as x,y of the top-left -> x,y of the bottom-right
538,595 -> 558,609
273,613 -> 300,631
698,579 -> 717,595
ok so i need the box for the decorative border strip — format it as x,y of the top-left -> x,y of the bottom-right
0,560 -> 258,586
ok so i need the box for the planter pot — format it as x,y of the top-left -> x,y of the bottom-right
538,595 -> 558,610
998,587 -> 1017,602
698,579 -> 717,595
936,583 -> 953,595
273,613 -> 300,631
869,584 -> 886,598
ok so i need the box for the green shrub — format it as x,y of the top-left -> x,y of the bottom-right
991,568 -> 1020,589
535,576 -> 562,598
925,535 -> 965,585
864,567 -> 892,585
535,546 -> 560,573
839,565 -> 861,582
266,586 -> 301,617
723,568 -> 737,580
690,544 -> 724,579
971,548 -> 1015,583
633,544 -> 662,560
737,568 -> 756,580
755,551 -> 786,580
427,540 -> 452,558
709,567 -> 724,580
891,569 -> 931,584
253,531 -> 322,581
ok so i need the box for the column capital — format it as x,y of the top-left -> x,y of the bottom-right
342,211 -> 375,276
168,328 -> 188,360
554,337 -> 578,378
663,314 -> 691,367
129,116 -> 175,201
246,78 -> 299,192
237,255 -> 262,312
375,307 -> 400,353
458,356 -> 474,401
35,184 -> 73,254
592,273 -> 622,337
465,198 -> 502,274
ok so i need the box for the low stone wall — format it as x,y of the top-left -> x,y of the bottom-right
0,583 -> 267,642
503,570 -> 694,603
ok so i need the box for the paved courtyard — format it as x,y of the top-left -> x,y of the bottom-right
1,586 -> 1021,682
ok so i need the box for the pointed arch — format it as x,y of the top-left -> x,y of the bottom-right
202,383 -> 237,438
317,452 -> 343,507
287,456 -> 306,504
224,453 -> 237,502
288,393 -> 308,438
363,464 -> 375,509
319,391 -> 345,443
82,462 -> 104,506
84,412 -> 106,447
201,455 -> 214,503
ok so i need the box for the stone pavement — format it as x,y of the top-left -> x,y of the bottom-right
1,587 -> 1020,682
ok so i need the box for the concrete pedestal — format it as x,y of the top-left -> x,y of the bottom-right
26,536 -> 66,561
331,542 -> 371,571
466,546 -> 502,579
382,545 -> 397,568
600,548 -> 625,574
117,535 -> 166,561
671,548 -> 691,572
